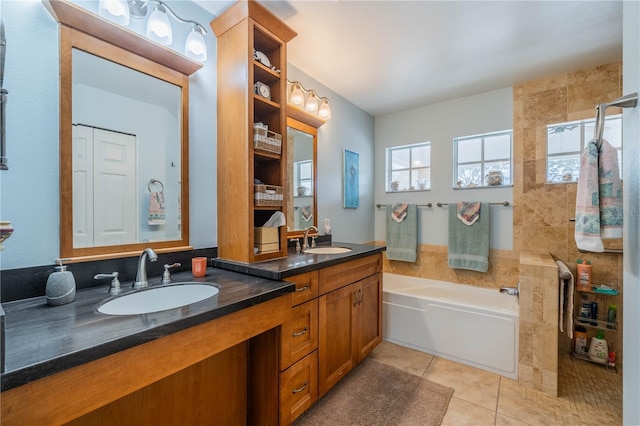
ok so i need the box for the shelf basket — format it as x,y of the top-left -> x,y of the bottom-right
254,184 -> 283,206
253,125 -> 282,155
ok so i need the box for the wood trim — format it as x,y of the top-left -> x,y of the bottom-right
0,295 -> 291,426
43,0 -> 202,75
58,26 -> 191,260
211,0 -> 297,42
287,105 -> 326,129
318,254 -> 382,295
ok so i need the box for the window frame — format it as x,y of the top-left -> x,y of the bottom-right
385,142 -> 431,192
453,129 -> 513,189
546,114 -> 622,184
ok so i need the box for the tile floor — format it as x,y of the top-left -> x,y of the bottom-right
368,340 -> 622,426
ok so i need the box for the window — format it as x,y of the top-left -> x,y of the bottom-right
546,115 -> 622,183
386,142 -> 431,192
294,160 -> 312,196
453,130 -> 512,188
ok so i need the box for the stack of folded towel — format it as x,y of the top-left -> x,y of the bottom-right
448,202 -> 489,272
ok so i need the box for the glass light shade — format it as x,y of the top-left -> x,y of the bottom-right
318,98 -> 332,120
146,5 -> 172,46
185,26 -> 207,62
290,83 -> 305,106
98,0 -> 130,26
305,91 -> 319,113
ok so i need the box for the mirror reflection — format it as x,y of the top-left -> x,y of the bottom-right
286,119 -> 316,233
72,49 -> 183,248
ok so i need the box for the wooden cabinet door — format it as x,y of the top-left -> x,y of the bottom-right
356,273 -> 382,362
318,283 -> 358,397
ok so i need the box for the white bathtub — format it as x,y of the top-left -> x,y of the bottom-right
383,272 -> 519,379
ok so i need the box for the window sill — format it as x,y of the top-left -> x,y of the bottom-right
452,184 -> 513,190
386,189 -> 431,193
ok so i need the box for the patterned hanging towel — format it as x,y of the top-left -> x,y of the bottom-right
148,191 -> 166,225
301,205 -> 313,222
457,201 -> 480,225
391,203 -> 409,223
575,139 -> 623,252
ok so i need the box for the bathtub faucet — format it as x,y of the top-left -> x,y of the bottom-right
499,282 -> 519,300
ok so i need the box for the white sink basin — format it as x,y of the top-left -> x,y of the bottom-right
98,283 -> 219,315
303,247 -> 353,255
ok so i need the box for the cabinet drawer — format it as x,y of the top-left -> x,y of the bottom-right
318,254 -> 382,295
279,350 -> 318,426
286,271 -> 319,307
280,299 -> 318,371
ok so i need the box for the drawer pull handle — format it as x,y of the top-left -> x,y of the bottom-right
292,327 -> 308,337
295,284 -> 310,292
292,381 -> 308,394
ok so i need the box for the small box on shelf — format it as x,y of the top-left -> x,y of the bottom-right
254,227 -> 279,254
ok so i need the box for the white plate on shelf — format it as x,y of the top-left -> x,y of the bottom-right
254,50 -> 271,68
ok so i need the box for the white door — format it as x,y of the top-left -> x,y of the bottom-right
72,125 -> 94,248
72,125 -> 137,247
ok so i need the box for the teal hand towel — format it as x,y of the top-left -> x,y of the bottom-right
386,204 -> 417,263
448,202 -> 489,272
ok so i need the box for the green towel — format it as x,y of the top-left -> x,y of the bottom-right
448,202 -> 489,272
385,204 -> 417,263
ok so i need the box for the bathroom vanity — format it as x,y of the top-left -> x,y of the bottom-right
0,243 -> 384,425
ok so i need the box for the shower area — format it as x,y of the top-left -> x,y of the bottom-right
513,62 -> 634,422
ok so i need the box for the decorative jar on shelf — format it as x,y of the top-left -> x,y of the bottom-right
485,170 -> 504,186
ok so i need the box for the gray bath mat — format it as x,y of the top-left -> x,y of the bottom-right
293,358 -> 454,425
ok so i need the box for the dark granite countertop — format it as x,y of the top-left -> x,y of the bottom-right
1,242 -> 385,392
1,268 -> 294,392
213,242 -> 386,280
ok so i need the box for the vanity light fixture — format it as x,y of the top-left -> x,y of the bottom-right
290,82 -> 305,107
318,98 -> 331,120
98,0 -> 208,62
287,80 -> 332,121
98,0 -> 130,26
305,91 -> 319,113
146,3 -> 172,45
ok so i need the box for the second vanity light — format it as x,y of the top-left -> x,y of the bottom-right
288,80 -> 332,120
98,0 -> 208,62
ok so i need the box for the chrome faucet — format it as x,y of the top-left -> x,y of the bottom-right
499,281 -> 520,300
302,226 -> 318,251
133,248 -> 158,289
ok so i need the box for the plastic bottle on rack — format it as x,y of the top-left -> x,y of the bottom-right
588,330 -> 608,364
573,326 -> 588,355
607,304 -> 617,329
576,259 -> 592,291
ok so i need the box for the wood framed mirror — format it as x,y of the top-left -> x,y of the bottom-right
286,117 -> 318,239
47,0 -> 198,261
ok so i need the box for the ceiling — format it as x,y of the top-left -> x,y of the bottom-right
195,1 -> 623,117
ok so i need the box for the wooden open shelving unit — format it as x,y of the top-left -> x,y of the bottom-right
212,1 -> 297,263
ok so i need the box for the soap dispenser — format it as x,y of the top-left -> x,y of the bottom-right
45,259 -> 76,306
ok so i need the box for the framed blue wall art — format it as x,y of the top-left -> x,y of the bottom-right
343,149 -> 359,209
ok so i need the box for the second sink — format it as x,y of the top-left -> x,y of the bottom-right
98,283 -> 219,316
303,247 -> 352,255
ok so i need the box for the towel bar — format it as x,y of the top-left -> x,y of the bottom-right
375,203 -> 432,208
436,201 -> 509,207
